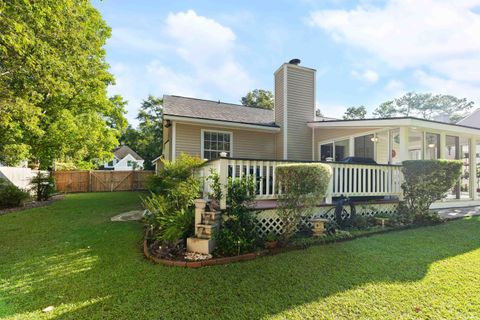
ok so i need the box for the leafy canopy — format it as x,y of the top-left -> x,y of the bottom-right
373,92 -> 473,122
343,106 -> 367,120
120,96 -> 163,170
241,89 -> 274,110
0,0 -> 126,167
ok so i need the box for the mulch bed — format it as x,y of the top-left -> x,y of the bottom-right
0,194 -> 64,216
143,221 -> 446,269
143,236 -> 257,269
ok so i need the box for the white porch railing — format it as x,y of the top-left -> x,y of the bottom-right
201,158 -> 403,209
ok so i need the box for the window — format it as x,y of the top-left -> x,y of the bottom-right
320,140 -> 349,161
354,134 -> 375,159
320,143 -> 333,161
425,132 -> 440,160
202,130 -> 232,160
127,160 -> 133,167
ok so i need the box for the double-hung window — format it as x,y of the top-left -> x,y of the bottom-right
202,130 -> 232,160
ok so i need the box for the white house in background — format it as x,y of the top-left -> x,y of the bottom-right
103,145 -> 144,171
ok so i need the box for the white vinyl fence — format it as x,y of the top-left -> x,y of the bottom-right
0,167 -> 44,190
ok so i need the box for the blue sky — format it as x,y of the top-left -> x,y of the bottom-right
93,0 -> 480,126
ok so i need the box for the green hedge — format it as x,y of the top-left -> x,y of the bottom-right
276,163 -> 332,242
0,180 -> 30,209
276,163 -> 332,197
402,160 -> 463,216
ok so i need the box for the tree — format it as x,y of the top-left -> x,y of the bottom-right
120,96 -> 163,170
0,0 -> 126,168
315,109 -> 324,118
241,89 -> 274,110
372,92 -> 474,122
343,106 -> 367,120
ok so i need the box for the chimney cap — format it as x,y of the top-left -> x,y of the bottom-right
289,58 -> 301,65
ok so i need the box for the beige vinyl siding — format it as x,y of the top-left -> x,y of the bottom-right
274,68 -> 284,159
175,123 -> 276,160
314,128 -> 380,161
286,65 -> 315,161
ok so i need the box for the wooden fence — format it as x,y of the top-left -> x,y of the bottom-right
53,170 -> 154,193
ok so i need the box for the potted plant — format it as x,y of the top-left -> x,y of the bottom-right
265,232 -> 278,250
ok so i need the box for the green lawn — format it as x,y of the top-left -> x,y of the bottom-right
1,193 -> 480,319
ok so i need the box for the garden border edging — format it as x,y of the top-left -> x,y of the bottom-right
143,233 -> 257,268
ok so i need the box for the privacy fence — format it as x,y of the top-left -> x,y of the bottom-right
53,170 -> 154,193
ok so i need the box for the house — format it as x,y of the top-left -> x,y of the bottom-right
158,59 -> 480,209
103,145 -> 144,171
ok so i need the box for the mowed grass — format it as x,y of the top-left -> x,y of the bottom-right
1,193 -> 480,319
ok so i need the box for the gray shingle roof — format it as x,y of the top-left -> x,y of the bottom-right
114,145 -> 143,161
163,95 -> 277,127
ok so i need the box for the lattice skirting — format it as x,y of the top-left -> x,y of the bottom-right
254,202 -> 398,238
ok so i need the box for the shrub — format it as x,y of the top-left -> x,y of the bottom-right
147,153 -> 204,195
401,160 -> 462,219
30,172 -> 56,201
276,163 -> 332,243
0,180 -> 30,209
142,191 -> 195,244
213,176 -> 260,256
143,153 -> 203,252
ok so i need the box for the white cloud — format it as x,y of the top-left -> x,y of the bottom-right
309,0 -> 480,69
351,69 -> 379,84
316,101 -> 347,119
107,10 -> 255,125
384,79 -> 405,97
414,70 -> 480,104
309,0 -> 480,104
163,10 -> 254,97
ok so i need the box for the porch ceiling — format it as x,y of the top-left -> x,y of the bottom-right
308,117 -> 480,137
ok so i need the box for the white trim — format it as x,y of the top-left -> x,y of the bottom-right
200,129 -> 233,160
283,65 -> 288,160
311,127 -> 315,160
317,128 -> 388,146
308,118 -> 480,136
163,115 -> 280,132
172,121 -> 176,161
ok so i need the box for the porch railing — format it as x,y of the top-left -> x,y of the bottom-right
201,157 -> 403,209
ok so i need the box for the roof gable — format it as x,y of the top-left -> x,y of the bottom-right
114,145 -> 143,161
163,95 -> 276,127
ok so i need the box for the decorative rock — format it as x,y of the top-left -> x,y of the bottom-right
185,252 -> 212,261
42,306 -> 54,313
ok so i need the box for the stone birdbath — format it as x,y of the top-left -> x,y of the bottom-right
310,217 -> 329,236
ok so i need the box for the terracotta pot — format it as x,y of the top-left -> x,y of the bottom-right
265,240 -> 278,250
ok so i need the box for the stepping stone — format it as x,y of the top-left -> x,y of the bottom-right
111,210 -> 145,222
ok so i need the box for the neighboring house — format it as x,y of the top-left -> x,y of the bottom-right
103,146 -> 144,171
157,59 -> 480,208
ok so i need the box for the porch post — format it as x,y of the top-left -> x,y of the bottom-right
439,132 -> 446,159
349,137 -> 355,157
218,156 -> 228,210
399,127 -> 409,162
469,137 -> 477,200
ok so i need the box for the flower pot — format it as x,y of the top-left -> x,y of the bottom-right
265,240 -> 278,250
